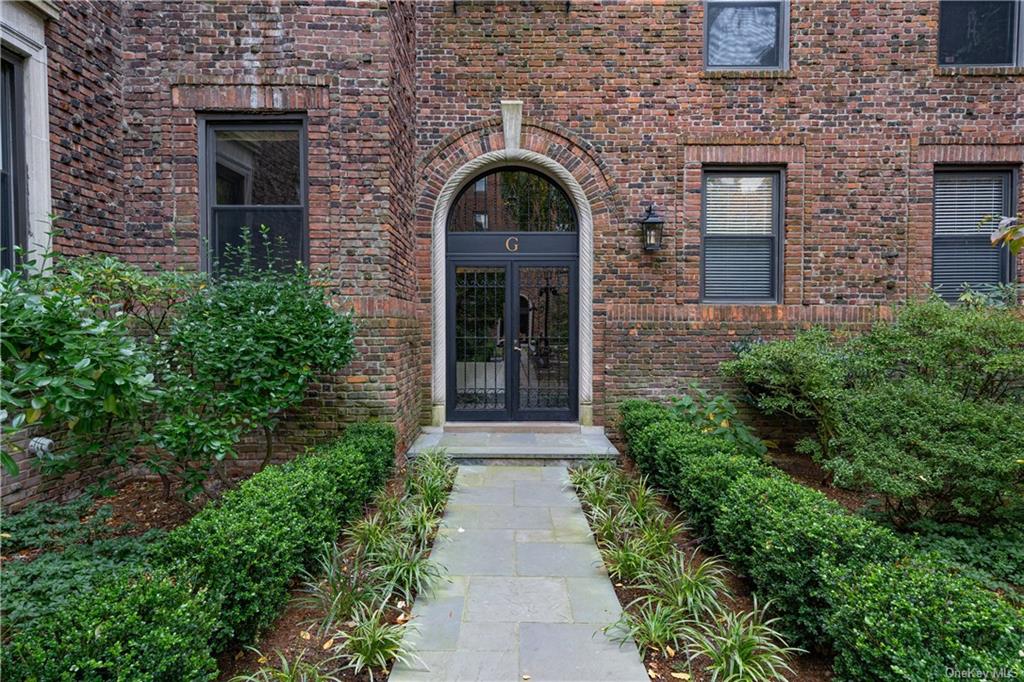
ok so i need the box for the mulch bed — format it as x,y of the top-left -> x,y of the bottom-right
602,458 -> 834,682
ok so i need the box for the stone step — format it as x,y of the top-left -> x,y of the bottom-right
408,427 -> 619,460
443,421 -> 581,434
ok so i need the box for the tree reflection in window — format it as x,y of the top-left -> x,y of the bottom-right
448,168 -> 577,233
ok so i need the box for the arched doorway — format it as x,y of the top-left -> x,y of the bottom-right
445,167 -> 579,421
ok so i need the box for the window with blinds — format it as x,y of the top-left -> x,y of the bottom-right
701,171 -> 782,302
932,171 -> 1012,301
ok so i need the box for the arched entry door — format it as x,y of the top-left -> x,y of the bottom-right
446,167 -> 579,422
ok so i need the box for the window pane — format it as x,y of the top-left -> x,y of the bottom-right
704,237 -> 774,299
449,169 -> 577,232
705,175 -> 775,235
932,172 -> 1009,300
938,0 -> 1016,65
213,128 -> 301,205
211,207 -> 303,274
707,2 -> 781,68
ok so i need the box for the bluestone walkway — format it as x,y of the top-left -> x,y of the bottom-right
391,465 -> 648,682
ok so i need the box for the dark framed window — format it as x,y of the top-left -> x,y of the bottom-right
932,169 -> 1015,301
705,0 -> 788,70
939,0 -> 1024,66
1,50 -> 26,272
200,117 -> 307,274
701,170 -> 783,303
447,167 -> 577,234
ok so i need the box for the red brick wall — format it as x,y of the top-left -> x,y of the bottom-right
414,0 -> 1024,424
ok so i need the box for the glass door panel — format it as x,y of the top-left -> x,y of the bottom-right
452,266 -> 508,417
512,264 -> 574,420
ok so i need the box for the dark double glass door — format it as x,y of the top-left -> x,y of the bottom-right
447,259 -> 578,421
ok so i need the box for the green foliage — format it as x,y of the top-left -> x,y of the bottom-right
601,534 -> 661,582
724,299 -> 1024,525
159,424 -> 394,651
406,447 -> 458,514
717,474 -> 906,647
296,541 -> 384,635
334,604 -> 416,682
608,602 -> 689,657
909,519 -> 1024,603
669,384 -> 768,458
372,537 -> 446,602
2,570 -> 219,682
826,380 -> 1024,525
0,267 -> 155,475
2,531 -> 163,628
684,599 -> 801,682
229,651 -> 340,682
0,493 -> 108,552
635,550 -> 730,621
151,266 -> 357,500
618,398 -> 676,447
825,560 -> 1024,681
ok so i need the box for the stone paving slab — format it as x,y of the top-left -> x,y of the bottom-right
391,464 -> 647,682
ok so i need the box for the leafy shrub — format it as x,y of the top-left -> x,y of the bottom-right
825,380 -> 1024,525
2,530 -> 162,628
0,268 -> 155,475
724,299 -> 1024,525
0,493 -> 111,552
717,475 -> 905,647
910,519 -> 1024,603
159,423 -> 394,651
669,384 -> 768,457
825,560 -> 1024,681
2,570 -> 219,682
151,267 -> 357,500
618,399 -> 675,446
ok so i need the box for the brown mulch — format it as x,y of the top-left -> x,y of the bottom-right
96,478 -> 200,535
598,458 -> 834,682
768,450 -> 875,514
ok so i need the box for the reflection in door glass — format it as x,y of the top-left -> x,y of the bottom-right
454,267 -> 506,411
517,266 -> 570,410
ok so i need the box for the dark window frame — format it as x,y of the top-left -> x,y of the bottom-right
700,167 -> 785,304
704,0 -> 790,71
931,166 -> 1017,299
198,114 -> 308,273
1,48 -> 27,271
937,0 -> 1024,67
446,166 -> 579,235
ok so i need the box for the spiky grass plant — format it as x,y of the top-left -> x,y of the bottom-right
601,534 -> 658,583
334,604 -> 417,682
401,496 -> 442,549
635,549 -> 730,621
372,537 -> 446,602
618,475 -> 664,527
295,541 -> 383,634
346,511 -> 400,558
229,650 -> 340,682
635,513 -> 686,560
371,490 -> 405,527
607,602 -> 690,657
406,448 -> 457,513
684,599 -> 802,682
568,460 -> 616,491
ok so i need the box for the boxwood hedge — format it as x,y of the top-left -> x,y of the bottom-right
620,400 -> 1024,673
2,421 -> 395,680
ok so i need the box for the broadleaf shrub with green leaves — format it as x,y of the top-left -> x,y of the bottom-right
0,267 -> 155,475
2,569 -> 219,682
723,297 -> 1024,525
151,266 -> 356,500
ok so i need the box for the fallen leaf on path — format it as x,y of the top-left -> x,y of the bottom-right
670,673 -> 690,680
299,630 -> 311,641
322,638 -> 334,650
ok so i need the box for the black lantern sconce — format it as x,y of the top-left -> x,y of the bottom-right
640,204 -> 664,252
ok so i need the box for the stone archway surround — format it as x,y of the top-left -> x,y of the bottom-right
429,104 -> 596,426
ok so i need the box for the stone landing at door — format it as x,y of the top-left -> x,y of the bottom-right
407,423 -> 618,461
390,465 -> 647,682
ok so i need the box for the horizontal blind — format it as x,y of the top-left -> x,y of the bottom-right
932,172 -> 1008,301
704,238 -> 774,300
934,174 -> 1005,235
705,175 -> 775,235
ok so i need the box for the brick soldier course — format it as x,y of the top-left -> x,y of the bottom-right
3,0 -> 1022,507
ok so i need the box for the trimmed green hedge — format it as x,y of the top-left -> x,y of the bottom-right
2,421 -> 396,680
160,422 -> 395,650
3,571 -> 220,682
620,400 -> 1024,676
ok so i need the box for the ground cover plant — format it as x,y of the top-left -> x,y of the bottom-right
570,461 -> 802,682
619,398 -> 1024,681
229,448 -> 457,682
2,421 -> 396,682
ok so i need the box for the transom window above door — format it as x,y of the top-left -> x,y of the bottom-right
202,119 -> 307,275
705,0 -> 789,70
448,168 -> 577,233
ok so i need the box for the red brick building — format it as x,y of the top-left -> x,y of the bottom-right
2,0 -> 1023,505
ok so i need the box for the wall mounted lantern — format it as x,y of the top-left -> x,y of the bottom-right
640,204 -> 665,252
